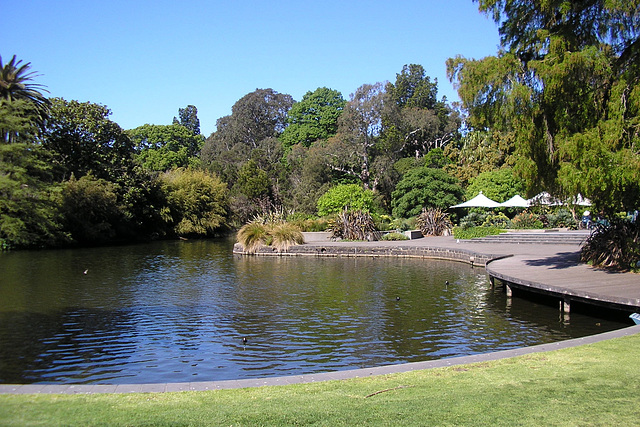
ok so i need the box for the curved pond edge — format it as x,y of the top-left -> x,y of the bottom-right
2,325 -> 639,394
3,237 -> 638,394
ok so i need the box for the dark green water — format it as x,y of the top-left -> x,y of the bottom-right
0,238 -> 627,384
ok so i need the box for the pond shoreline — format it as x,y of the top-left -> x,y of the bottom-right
234,233 -> 640,313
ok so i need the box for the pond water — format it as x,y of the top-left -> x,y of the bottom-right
0,238 -> 628,384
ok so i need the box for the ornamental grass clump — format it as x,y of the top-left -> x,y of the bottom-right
581,219 -> 640,271
236,222 -> 270,253
269,223 -> 305,252
237,213 -> 305,253
416,208 -> 452,236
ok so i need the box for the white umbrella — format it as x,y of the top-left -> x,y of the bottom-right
572,194 -> 592,206
450,191 -> 501,208
500,195 -> 530,207
527,192 -> 562,206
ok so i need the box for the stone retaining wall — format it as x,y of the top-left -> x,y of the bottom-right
233,243 -> 506,267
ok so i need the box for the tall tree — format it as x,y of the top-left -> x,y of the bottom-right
41,98 -> 135,182
323,82 -> 386,191
280,87 -> 346,148
0,55 -> 49,112
0,99 -> 67,249
383,64 -> 460,159
173,105 -> 201,136
128,123 -> 203,171
448,0 -> 640,213
0,55 -> 50,142
200,89 -> 293,221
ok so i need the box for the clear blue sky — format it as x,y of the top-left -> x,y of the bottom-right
3,0 -> 501,136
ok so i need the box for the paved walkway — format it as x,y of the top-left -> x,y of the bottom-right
2,232 -> 640,394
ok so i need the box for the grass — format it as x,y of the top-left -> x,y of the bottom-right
1,332 -> 639,426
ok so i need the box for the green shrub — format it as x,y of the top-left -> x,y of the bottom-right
458,212 -> 487,229
482,212 -> 511,228
381,232 -> 409,241
391,167 -> 464,218
546,208 -> 578,229
453,226 -> 505,240
510,211 -> 544,229
390,217 -> 416,232
317,184 -> 374,217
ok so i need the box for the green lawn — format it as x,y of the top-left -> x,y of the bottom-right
1,333 -> 639,426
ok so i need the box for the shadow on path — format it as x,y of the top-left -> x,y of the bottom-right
523,251 -> 582,269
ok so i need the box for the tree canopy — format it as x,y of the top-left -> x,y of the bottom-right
280,87 -> 346,148
448,0 -> 640,213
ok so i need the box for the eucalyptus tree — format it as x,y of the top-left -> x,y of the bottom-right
323,82 -> 386,191
448,0 -> 640,213
200,89 -> 293,220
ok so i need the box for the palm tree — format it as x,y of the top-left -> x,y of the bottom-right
0,55 -> 50,142
0,55 -> 49,107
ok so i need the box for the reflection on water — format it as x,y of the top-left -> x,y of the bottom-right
0,238 -> 628,384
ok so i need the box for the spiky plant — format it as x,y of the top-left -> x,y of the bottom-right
416,208 -> 452,236
330,209 -> 377,241
236,222 -> 269,253
581,219 -> 640,271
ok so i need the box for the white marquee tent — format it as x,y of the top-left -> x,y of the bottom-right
450,191 -> 501,208
499,195 -> 530,207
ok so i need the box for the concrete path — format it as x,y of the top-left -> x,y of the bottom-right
3,232 -> 640,394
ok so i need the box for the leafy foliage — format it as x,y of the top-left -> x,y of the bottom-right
391,167 -> 463,218
128,124 -> 203,171
59,174 -> 122,244
415,208 -> 453,236
581,219 -> 640,271
448,1 -> 640,213
172,105 -> 201,136
280,87 -> 345,148
383,64 -> 460,159
42,98 -> 135,182
0,54 -> 49,130
510,211 -> 544,229
380,231 -> 408,241
323,83 -> 386,191
0,142 -> 68,248
316,183 -> 374,217
465,167 -> 525,203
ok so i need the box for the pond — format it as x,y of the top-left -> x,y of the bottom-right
0,238 -> 627,384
